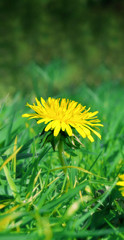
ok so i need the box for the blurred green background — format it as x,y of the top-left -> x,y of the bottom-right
1,0 -> 124,99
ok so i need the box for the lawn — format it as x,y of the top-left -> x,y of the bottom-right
0,81 -> 124,240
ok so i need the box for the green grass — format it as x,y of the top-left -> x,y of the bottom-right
0,82 -> 124,240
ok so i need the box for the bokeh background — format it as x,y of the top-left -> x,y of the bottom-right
1,0 -> 124,99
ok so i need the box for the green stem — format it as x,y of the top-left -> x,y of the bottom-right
58,139 -> 66,173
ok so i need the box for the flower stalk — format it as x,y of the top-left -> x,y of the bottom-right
58,138 -> 66,173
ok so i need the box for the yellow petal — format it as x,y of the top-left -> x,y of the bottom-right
61,98 -> 67,109
90,111 -> 99,117
75,127 -> 86,138
87,135 -> 94,142
41,97 -> 46,107
35,98 -> 41,107
68,101 -> 78,111
22,113 -> 31,118
45,121 -> 53,131
119,174 -> 124,180
118,187 -> 124,191
37,119 -> 45,124
116,181 -> 124,186
61,122 -> 66,131
81,126 -> 91,136
65,124 -> 73,136
54,122 -> 61,136
83,124 -> 101,139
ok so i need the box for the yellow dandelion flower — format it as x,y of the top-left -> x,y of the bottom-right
116,174 -> 124,196
22,97 -> 103,142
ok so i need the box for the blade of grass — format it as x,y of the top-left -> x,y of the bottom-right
12,136 -> 17,179
5,113 -> 15,147
37,181 -> 57,209
0,146 -> 22,201
50,165 -> 106,179
88,151 -> 102,171
0,160 -> 20,201
0,146 -> 22,172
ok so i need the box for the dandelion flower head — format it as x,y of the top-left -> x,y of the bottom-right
22,97 -> 103,142
116,174 -> 124,196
